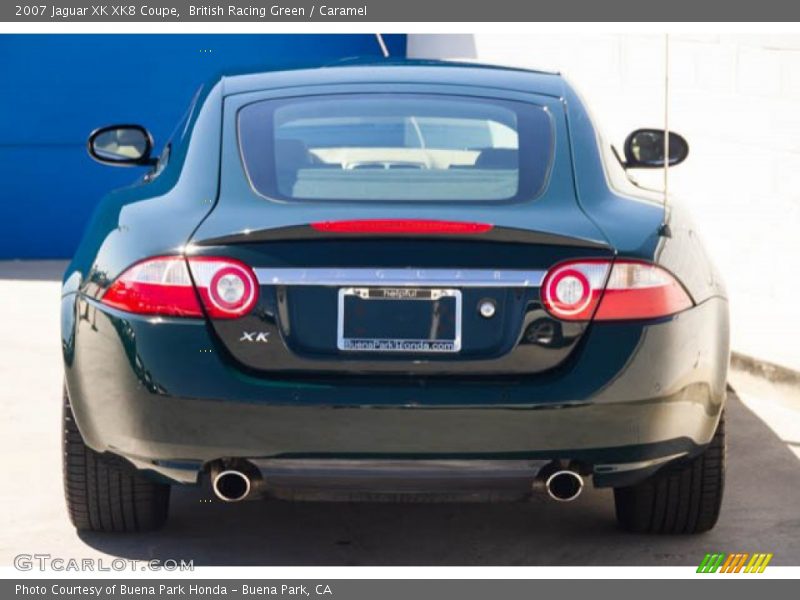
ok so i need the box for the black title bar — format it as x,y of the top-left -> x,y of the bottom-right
4,0 -> 800,22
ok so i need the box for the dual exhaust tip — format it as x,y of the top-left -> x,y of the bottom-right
213,469 -> 252,502
543,469 -> 584,502
210,461 -> 584,503
210,462 -> 260,503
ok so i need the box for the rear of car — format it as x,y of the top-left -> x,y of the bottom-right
61,64 -> 729,534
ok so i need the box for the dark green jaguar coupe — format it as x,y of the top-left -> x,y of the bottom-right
61,60 -> 729,534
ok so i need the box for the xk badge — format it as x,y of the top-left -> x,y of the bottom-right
239,331 -> 270,343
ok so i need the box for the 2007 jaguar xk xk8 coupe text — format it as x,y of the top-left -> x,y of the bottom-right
61,60 -> 729,534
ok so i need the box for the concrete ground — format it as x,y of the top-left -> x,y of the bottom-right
1,260 -> 799,566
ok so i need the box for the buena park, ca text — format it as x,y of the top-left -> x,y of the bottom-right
16,584 -> 334,597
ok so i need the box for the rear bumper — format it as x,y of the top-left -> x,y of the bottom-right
113,390 -> 713,489
62,294 -> 729,489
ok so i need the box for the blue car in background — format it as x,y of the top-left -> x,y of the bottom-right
61,60 -> 729,534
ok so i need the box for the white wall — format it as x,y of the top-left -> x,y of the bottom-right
409,34 -> 800,371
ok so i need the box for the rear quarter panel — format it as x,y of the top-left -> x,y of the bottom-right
62,82 -> 223,299
61,82 -> 223,371
562,80 -> 727,305
562,80 -> 729,410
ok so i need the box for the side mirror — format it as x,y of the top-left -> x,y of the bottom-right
87,124 -> 157,166
623,128 -> 689,169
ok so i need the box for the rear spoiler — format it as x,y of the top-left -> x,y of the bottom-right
195,219 -> 610,249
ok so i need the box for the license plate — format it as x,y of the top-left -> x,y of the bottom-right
337,287 -> 462,353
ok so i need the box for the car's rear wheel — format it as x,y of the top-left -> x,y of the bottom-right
613,410 -> 725,534
62,386 -> 170,532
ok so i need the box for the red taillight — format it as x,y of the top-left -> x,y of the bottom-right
189,258 -> 258,318
594,261 -> 693,320
101,256 -> 258,319
541,259 -> 692,321
310,219 -> 493,235
541,260 -> 610,321
101,257 -> 202,317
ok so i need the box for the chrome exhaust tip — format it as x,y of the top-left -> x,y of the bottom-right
545,470 -> 584,502
212,469 -> 252,503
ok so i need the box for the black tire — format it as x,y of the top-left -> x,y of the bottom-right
62,386 -> 170,532
614,411 -> 725,534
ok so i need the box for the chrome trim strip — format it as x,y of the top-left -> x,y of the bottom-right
254,268 -> 545,288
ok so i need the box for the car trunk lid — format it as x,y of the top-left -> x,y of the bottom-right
189,216 -> 613,376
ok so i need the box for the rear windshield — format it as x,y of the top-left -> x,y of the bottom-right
237,94 -> 554,202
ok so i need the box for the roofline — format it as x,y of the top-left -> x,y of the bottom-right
212,57 -> 562,87
317,57 -> 561,77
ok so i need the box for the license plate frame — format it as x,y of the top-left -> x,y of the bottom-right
337,287 -> 462,353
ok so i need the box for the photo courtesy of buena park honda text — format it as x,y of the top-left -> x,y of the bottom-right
0,0 -> 799,595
